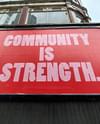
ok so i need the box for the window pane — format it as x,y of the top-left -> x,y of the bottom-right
0,12 -> 20,25
28,11 -> 70,24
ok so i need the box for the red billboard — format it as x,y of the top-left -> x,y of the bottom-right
0,27 -> 100,94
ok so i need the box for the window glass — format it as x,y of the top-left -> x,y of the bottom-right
28,10 -> 70,24
0,11 -> 20,25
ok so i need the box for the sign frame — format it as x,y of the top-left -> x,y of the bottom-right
0,23 -> 100,96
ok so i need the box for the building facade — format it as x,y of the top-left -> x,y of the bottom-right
2,1 -> 100,124
0,0 -> 90,25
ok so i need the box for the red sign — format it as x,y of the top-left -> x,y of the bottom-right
0,28 -> 100,94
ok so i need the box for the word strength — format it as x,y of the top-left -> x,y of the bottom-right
0,62 -> 99,82
3,33 -> 89,46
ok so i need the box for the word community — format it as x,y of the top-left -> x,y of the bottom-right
4,33 -> 89,46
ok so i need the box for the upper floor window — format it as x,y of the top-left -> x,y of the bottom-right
27,7 -> 70,24
0,9 -> 20,25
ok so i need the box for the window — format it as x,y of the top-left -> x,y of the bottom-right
27,8 -> 70,24
0,10 -> 20,25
